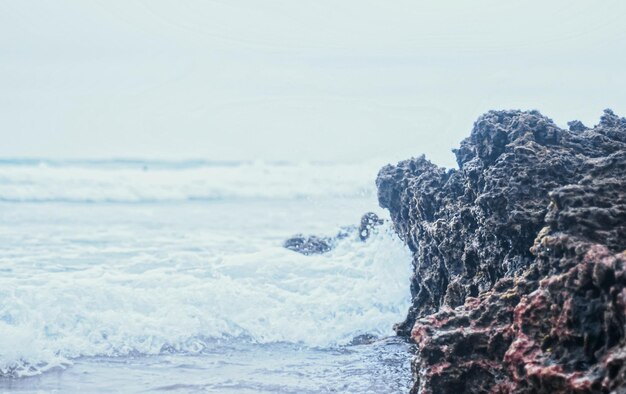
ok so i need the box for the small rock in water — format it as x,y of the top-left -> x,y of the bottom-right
284,212 -> 386,255
283,234 -> 333,255
358,212 -> 384,241
348,333 -> 379,346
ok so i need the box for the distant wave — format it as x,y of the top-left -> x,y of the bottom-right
0,158 -> 265,169
0,159 -> 381,203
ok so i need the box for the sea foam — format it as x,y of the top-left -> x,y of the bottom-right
0,218 -> 411,377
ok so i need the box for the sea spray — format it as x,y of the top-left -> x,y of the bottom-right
0,201 -> 410,378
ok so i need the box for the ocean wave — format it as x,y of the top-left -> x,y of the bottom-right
0,160 -> 380,203
0,222 -> 411,378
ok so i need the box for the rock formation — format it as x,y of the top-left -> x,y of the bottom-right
283,234 -> 335,255
376,109 -> 626,393
284,212 -> 384,255
359,212 -> 385,241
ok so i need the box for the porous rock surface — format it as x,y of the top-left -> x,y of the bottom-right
376,109 -> 626,393
283,234 -> 334,255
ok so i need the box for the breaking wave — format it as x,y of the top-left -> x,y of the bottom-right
0,159 -> 380,203
0,221 -> 411,377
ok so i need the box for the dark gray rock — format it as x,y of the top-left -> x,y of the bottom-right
567,119 -> 588,132
376,109 -> 626,392
358,212 -> 384,241
377,109 -> 626,336
283,234 -> 333,255
284,212 -> 385,255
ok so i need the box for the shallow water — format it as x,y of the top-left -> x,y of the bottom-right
0,160 -> 414,393
1,338 -> 415,393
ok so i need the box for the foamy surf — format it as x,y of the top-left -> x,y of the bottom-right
0,160 -> 412,384
1,223 -> 410,377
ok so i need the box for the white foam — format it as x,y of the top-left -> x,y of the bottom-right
0,221 -> 411,377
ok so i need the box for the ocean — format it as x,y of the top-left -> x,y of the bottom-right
0,159 -> 414,393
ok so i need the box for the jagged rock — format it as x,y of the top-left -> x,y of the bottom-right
567,120 -> 588,132
376,109 -> 626,393
284,212 -> 385,255
348,333 -> 379,346
283,234 -> 334,255
359,212 -> 384,241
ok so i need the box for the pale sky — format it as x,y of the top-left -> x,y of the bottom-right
1,1 -> 625,167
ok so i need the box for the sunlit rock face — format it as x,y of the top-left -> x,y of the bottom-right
377,109 -> 626,393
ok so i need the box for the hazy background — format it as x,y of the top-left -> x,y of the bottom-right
1,0 -> 625,168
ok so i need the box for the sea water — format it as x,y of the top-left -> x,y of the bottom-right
0,160 -> 414,393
